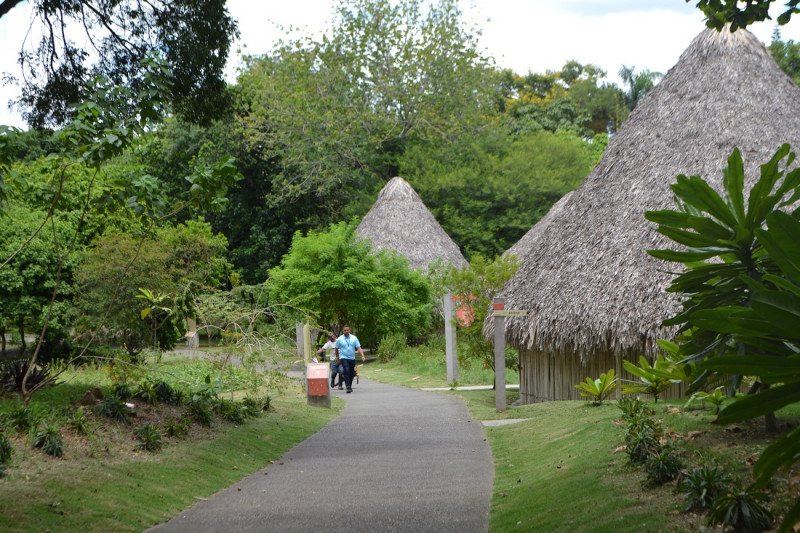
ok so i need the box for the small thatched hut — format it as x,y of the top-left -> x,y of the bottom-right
356,177 -> 468,272
503,191 -> 574,261
487,27 -> 800,404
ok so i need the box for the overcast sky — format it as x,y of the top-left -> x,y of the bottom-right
2,0 -> 800,129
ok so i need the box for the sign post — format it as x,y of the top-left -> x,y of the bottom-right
493,297 -> 506,412
493,299 -> 527,413
444,293 -> 458,384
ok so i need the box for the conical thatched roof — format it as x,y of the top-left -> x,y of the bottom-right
503,191 -> 575,261
356,177 -> 468,272
487,27 -> 800,361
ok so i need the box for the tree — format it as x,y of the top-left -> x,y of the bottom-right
618,65 -> 662,111
446,254 -> 519,378
688,0 -> 799,30
399,128 -> 598,258
769,28 -> 800,85
1,0 -> 239,128
268,221 -> 432,346
236,0 -> 499,200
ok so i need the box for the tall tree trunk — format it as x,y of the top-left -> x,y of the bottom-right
17,323 -> 25,356
1,326 -> 5,357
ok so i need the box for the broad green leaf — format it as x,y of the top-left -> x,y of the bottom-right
722,148 -> 746,224
758,211 -> 800,281
701,355 -> 800,378
746,143 -> 790,227
776,498 -> 800,533
672,174 -> 738,228
752,425 -> 800,487
648,248 -> 730,263
716,383 -> 800,424
657,226 -> 720,248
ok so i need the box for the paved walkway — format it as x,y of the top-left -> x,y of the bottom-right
148,377 -> 493,533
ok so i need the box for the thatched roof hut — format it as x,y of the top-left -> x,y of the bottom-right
486,27 -> 800,403
503,192 -> 574,261
356,177 -> 468,272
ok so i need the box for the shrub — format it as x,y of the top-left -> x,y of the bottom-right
134,380 -> 159,404
0,359 -> 58,393
242,395 -> 271,417
678,464 -> 731,512
163,416 -> 191,438
186,400 -> 213,427
617,397 -> 648,420
33,421 -> 65,457
4,402 -> 40,433
378,332 -> 407,363
111,383 -> 133,400
644,443 -> 683,485
216,400 -> 246,424
0,429 -> 13,464
134,423 -> 162,452
97,395 -> 131,423
708,488 -> 773,533
155,381 -> 182,405
66,407 -> 92,436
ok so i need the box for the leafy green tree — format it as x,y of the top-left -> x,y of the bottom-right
268,221 -> 432,346
1,0 -> 239,128
446,254 -> 519,377
646,144 -> 800,533
400,128 -> 597,258
769,28 -> 800,85
688,0 -> 799,30
0,204 -> 79,357
237,0 -> 499,199
618,65 -> 662,111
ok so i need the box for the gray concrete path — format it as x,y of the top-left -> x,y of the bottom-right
148,377 -> 493,533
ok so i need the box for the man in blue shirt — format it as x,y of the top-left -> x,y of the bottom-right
335,325 -> 365,393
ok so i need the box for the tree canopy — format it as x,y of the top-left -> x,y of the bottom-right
0,0 -> 239,128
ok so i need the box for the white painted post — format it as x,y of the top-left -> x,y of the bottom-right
303,323 -> 312,365
494,297 -> 506,413
444,293 -> 458,384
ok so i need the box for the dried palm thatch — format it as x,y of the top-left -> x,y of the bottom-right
356,177 -> 468,272
486,26 -> 800,365
503,191 -> 575,261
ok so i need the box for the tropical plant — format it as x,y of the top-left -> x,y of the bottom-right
163,416 -> 191,438
96,395 -> 131,423
574,369 -> 619,405
678,464 -> 731,512
134,423 -> 162,452
0,428 -> 13,464
708,487 -> 773,533
617,397 -> 649,420
134,380 -> 159,404
66,406 -> 92,436
646,144 -> 800,532
621,355 -> 682,403
684,386 -> 729,414
644,442 -> 683,485
377,332 -> 407,363
32,421 -> 64,457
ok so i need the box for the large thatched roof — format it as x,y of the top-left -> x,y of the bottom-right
503,192 -> 574,261
486,27 -> 800,361
356,177 -> 468,272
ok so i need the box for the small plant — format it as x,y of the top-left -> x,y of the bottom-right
97,395 -> 131,423
621,355 -> 683,403
644,442 -> 683,485
163,416 -> 191,438
186,399 -> 213,427
678,464 -> 731,512
66,407 -> 92,436
32,421 -> 65,457
111,383 -> 133,400
378,331 -> 407,363
134,380 -> 159,404
5,402 -> 39,433
708,487 -> 773,533
155,381 -> 182,405
216,400 -> 246,424
626,431 -> 661,465
617,397 -> 648,420
134,423 -> 162,452
0,428 -> 13,464
242,395 -> 271,415
575,369 -> 619,405
684,386 -> 728,414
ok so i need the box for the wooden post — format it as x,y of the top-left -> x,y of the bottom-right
444,293 -> 458,384
494,297 -> 506,412
303,323 -> 312,365
296,322 -> 304,357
